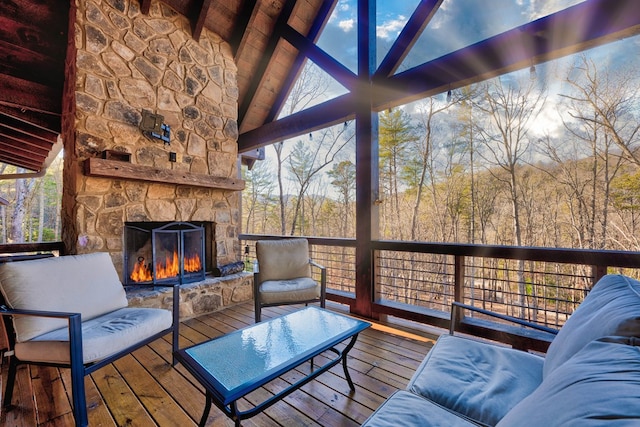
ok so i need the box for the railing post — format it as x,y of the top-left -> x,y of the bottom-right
591,264 -> 608,288
452,255 -> 465,325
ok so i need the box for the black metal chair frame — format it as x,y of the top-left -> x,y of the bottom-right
0,283 -> 180,427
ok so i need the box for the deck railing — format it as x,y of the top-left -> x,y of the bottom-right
241,234 -> 640,351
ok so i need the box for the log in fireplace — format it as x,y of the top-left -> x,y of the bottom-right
124,221 -> 205,286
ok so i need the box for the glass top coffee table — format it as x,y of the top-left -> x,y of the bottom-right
175,306 -> 371,426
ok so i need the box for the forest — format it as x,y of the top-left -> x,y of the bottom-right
2,53 -> 640,259
242,54 -> 640,254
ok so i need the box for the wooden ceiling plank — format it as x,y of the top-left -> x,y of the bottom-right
0,125 -> 55,150
0,139 -> 50,157
0,39 -> 63,87
0,153 -> 42,171
375,0 -> 444,78
0,74 -> 61,116
0,138 -> 49,162
375,0 -> 640,109
237,0 -> 297,126
0,115 -> 58,142
0,105 -> 61,134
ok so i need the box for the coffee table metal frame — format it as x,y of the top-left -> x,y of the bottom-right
174,306 -> 371,426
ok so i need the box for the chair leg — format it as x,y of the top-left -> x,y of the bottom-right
2,355 -> 18,409
70,360 -> 88,427
254,297 -> 261,323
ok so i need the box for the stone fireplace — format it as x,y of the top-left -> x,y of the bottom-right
58,0 -> 252,316
61,0 -> 243,277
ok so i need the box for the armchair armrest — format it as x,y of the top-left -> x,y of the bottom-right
0,305 -> 84,368
309,260 -> 327,304
450,302 -> 559,336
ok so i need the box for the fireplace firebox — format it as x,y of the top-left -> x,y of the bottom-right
124,221 -> 205,286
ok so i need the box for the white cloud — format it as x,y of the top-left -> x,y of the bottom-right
339,19 -> 355,32
377,15 -> 407,40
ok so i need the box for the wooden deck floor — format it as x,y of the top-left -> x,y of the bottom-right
0,302 -> 437,426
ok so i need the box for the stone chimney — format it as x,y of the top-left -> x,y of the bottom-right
61,0 -> 243,279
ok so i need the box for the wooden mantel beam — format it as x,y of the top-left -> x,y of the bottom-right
84,158 -> 245,191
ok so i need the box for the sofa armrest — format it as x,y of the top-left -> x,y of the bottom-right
450,302 -> 559,335
0,305 -> 84,368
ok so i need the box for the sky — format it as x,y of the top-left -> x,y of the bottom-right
259,0 -> 640,194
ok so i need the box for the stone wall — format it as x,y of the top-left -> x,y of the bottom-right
61,0 -> 243,280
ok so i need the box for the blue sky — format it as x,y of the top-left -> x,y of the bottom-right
317,0 -> 585,73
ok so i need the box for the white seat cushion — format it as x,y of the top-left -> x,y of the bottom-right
14,307 -> 172,364
0,253 -> 128,342
361,390 -> 480,427
258,277 -> 320,304
407,334 -> 544,426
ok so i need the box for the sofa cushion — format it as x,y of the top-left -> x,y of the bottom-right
407,334 -> 544,426
497,336 -> 640,427
361,390 -> 482,427
258,277 -> 320,304
0,253 -> 128,342
543,274 -> 640,377
256,239 -> 311,282
14,307 -> 172,364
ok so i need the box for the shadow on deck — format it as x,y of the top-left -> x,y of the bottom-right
0,302 -> 437,426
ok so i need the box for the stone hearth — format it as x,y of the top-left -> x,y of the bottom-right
127,272 -> 252,319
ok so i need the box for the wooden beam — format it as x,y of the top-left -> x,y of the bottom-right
264,0 -> 338,124
0,104 -> 61,134
238,94 -> 356,152
375,0 -> 443,78
140,0 -> 152,14
0,74 -> 61,115
84,158 -> 245,191
191,0 -> 214,41
374,0 -> 640,109
229,0 -> 257,55
280,24 -> 357,90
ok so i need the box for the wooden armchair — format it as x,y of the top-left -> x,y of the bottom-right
253,238 -> 326,322
0,252 -> 180,427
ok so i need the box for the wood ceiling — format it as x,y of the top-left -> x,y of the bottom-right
1,0 -> 640,174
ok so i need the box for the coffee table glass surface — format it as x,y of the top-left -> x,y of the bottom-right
179,306 -> 370,406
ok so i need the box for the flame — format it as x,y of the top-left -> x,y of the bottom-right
130,251 -> 202,282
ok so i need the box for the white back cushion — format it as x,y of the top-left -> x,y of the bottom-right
0,253 -> 128,342
543,274 -> 640,378
256,239 -> 311,282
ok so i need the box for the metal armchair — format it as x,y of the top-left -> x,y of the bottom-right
253,238 -> 326,322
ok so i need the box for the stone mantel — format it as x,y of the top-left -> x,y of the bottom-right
84,157 -> 245,191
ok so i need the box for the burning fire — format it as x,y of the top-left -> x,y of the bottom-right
130,251 -> 202,282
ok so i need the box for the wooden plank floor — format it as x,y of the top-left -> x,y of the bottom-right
0,302 -> 437,426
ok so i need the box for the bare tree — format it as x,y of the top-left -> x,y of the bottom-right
474,76 -> 546,317
275,63 -> 331,234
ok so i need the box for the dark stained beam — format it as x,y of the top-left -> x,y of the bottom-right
237,0 -> 297,127
374,0 -> 640,109
238,93 -> 356,152
0,126 -> 55,150
191,0 -> 214,41
280,24 -> 357,91
0,153 -> 42,171
140,0 -> 152,14
374,0 -> 443,78
264,0 -> 337,124
229,0 -> 257,56
0,140 -> 50,158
